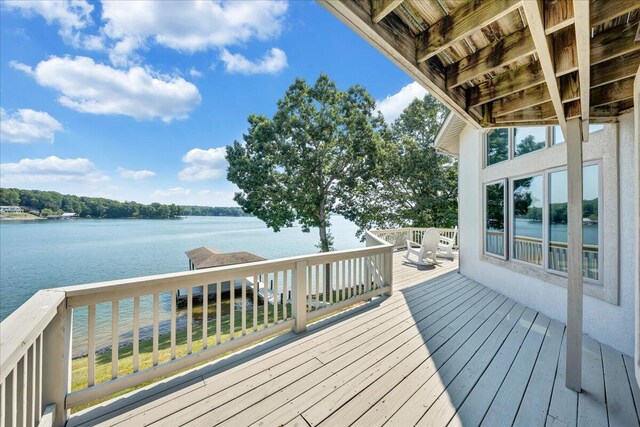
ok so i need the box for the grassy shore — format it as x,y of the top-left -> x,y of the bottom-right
0,212 -> 42,220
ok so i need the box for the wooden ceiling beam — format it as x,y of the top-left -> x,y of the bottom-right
544,0 -> 574,34
590,77 -> 635,107
590,0 -> 639,28
446,27 -> 536,89
521,0 -> 567,136
591,50 -> 640,88
493,101 -> 557,123
573,0 -> 590,138
553,26 -> 578,77
467,61 -> 546,108
559,73 -> 580,103
318,0 -> 480,128
492,84 -> 551,117
591,19 -> 640,66
416,0 -> 521,63
372,0 -> 403,23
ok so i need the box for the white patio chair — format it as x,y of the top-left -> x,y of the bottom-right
438,226 -> 458,259
405,228 -> 439,265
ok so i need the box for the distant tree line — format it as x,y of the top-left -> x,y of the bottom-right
180,205 -> 251,217
0,188 -> 183,219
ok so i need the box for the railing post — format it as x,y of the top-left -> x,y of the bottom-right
292,261 -> 307,333
385,248 -> 393,296
41,300 -> 72,426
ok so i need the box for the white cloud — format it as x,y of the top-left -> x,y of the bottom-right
12,56 -> 201,122
3,0 -> 93,45
178,147 -> 227,181
376,82 -> 427,123
0,108 -> 63,143
117,167 -> 156,180
151,187 -> 192,199
101,0 -> 288,65
0,156 -> 108,185
220,48 -> 287,75
188,67 -> 203,78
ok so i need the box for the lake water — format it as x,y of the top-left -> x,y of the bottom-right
0,216 -> 362,321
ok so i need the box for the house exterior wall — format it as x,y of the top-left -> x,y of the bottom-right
457,114 -> 637,356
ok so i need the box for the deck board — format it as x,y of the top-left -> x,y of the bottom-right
69,252 -> 640,427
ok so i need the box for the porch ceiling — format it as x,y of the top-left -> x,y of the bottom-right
319,0 -> 640,134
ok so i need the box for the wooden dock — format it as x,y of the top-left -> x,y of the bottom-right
69,251 -> 640,426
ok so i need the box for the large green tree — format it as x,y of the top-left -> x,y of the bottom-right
353,94 -> 457,231
226,74 -> 386,251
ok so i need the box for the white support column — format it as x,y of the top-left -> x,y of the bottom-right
634,66 -> 640,388
566,117 -> 583,392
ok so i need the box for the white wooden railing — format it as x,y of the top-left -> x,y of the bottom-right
0,231 -> 392,426
369,227 -> 459,250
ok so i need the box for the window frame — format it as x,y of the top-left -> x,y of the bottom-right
509,172 -> 546,269
483,178 -> 509,260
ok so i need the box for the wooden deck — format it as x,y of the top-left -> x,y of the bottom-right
69,251 -> 640,427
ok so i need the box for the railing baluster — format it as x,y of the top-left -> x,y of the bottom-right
263,272 -> 269,327
187,287 -> 193,355
1,374 -> 5,427
30,343 -> 35,427
88,304 -> 96,387
133,296 -> 140,373
112,300 -> 119,379
203,284 -> 208,348
153,292 -> 159,365
360,257 -> 364,295
322,264 -> 327,306
315,264 -> 320,309
11,369 -> 16,427
216,281 -> 221,344
21,356 -> 26,427
242,277 -> 247,336
273,271 -> 278,324
253,274 -> 258,331
171,289 -> 176,360
36,334 -> 42,424
230,278 -> 235,339
341,259 -> 346,302
328,263 -> 333,305
283,271 -> 288,319
307,267 -> 312,312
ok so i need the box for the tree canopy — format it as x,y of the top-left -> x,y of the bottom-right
226,74 -> 386,251
347,93 -> 457,233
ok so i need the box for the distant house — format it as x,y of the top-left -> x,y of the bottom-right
0,206 -> 23,213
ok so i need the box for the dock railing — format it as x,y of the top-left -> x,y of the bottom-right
0,230 -> 393,426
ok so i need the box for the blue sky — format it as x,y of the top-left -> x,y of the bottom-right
0,0 -> 425,206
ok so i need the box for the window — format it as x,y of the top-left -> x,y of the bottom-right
486,129 -> 509,166
512,175 -> 543,265
553,124 -> 605,145
485,181 -> 506,258
514,127 -> 546,156
547,165 -> 600,279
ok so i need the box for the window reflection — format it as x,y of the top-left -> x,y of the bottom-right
513,175 -> 543,265
514,127 -> 546,156
548,165 -> 599,279
485,182 -> 505,256
486,129 -> 509,166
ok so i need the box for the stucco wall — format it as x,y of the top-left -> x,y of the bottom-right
457,115 -> 637,356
